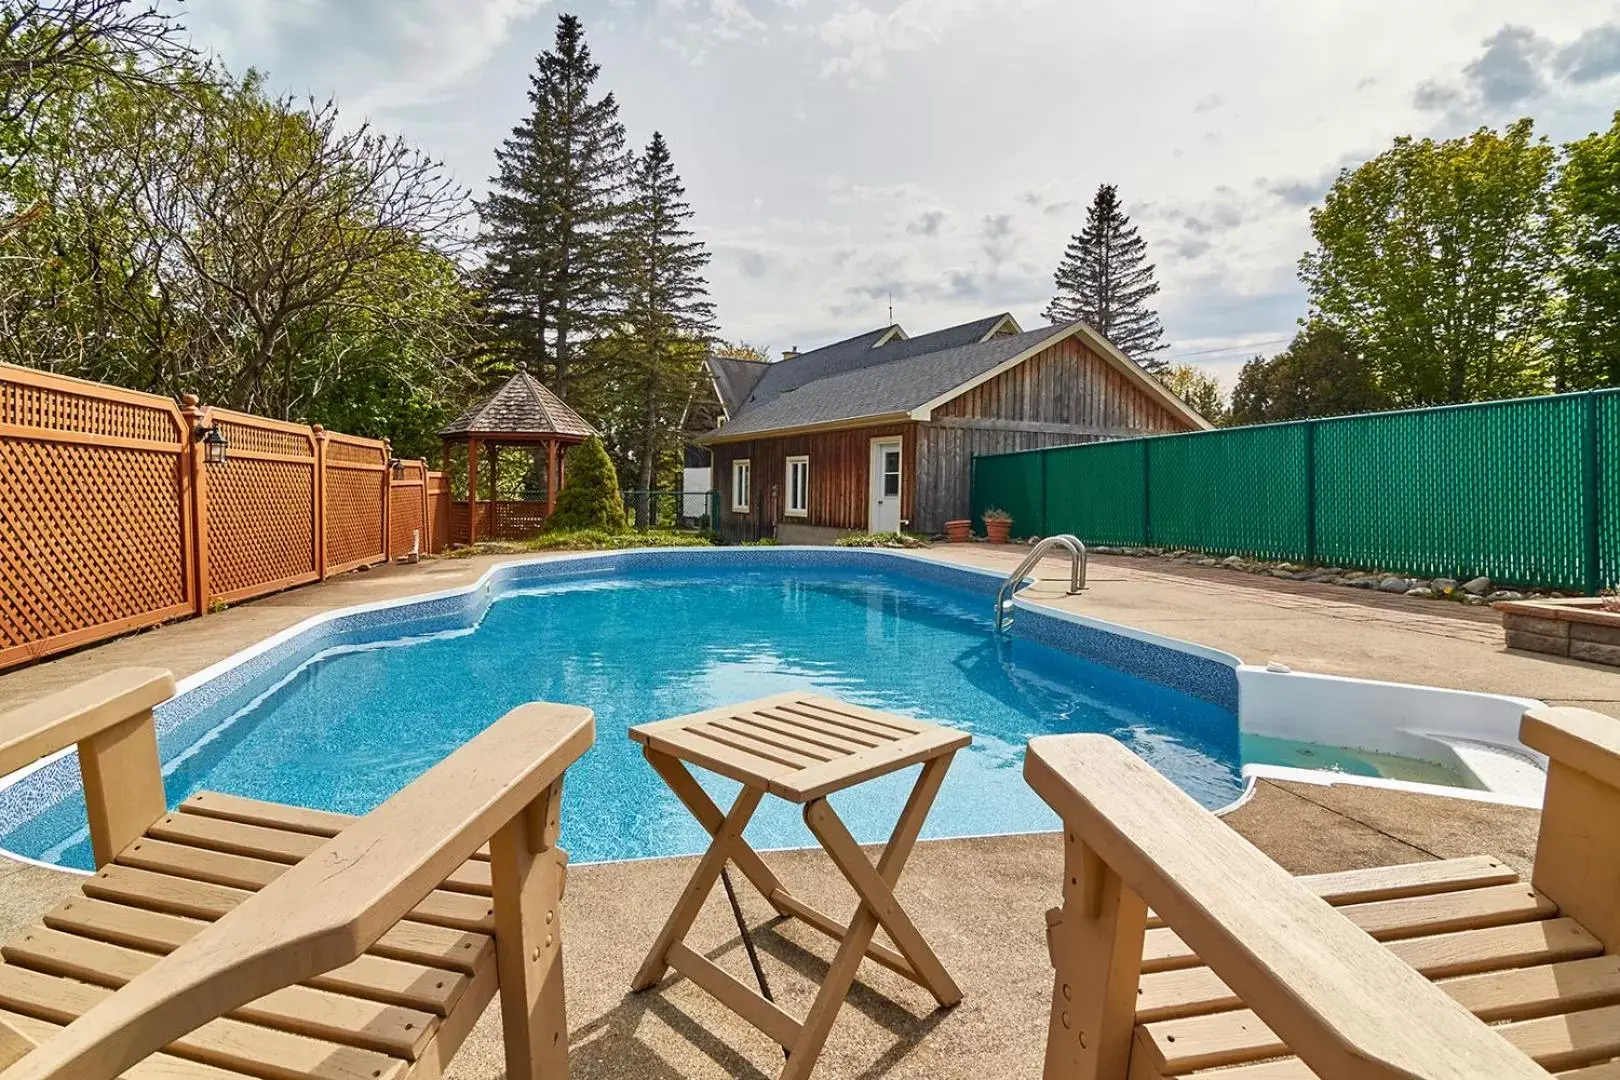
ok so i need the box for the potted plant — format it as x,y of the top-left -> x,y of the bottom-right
982,507 -> 1013,544
943,519 -> 972,543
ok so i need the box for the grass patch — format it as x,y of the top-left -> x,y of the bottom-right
442,529 -> 717,558
832,532 -> 930,549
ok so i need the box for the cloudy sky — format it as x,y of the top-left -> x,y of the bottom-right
173,1 -> 1620,386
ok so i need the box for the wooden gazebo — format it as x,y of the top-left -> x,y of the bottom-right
439,364 -> 597,543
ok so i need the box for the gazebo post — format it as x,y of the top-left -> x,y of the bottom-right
489,443 -> 501,540
466,437 -> 480,545
546,439 -> 559,518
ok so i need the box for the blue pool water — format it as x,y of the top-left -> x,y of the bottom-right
0,556 -> 1247,869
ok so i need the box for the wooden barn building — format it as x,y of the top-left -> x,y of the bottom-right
698,314 -> 1210,541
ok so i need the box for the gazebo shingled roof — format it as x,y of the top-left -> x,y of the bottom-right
439,363 -> 598,441
440,364 -> 596,545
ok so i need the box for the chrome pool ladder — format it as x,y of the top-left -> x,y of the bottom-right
995,534 -> 1086,634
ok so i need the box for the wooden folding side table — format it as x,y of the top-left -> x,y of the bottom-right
628,692 -> 970,1080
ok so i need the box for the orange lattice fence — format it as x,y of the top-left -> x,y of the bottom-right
202,408 -> 320,605
389,459 -> 427,557
323,431 -> 389,575
0,365 -> 452,671
0,365 -> 194,668
493,501 -> 550,539
427,472 -> 450,554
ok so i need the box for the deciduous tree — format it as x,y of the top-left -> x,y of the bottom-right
1300,120 -> 1557,405
1225,323 -> 1387,425
1556,111 -> 1620,390
1158,362 -> 1226,424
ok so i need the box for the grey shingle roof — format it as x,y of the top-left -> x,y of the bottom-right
739,314 -> 1014,412
706,354 -> 769,417
704,322 -> 1073,440
440,365 -> 598,439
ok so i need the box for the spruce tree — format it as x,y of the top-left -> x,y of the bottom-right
615,132 -> 715,524
1044,184 -> 1169,371
477,13 -> 628,407
545,436 -> 627,533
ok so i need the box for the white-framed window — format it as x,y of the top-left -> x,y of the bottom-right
785,456 -> 809,517
731,458 -> 752,512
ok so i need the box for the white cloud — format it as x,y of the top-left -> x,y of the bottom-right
158,0 -> 1620,387
810,0 -> 996,82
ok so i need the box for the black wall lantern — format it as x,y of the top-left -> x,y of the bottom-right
390,457 -> 406,481
196,422 -> 228,465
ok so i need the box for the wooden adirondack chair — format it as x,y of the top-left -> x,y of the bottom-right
0,668 -> 594,1080
1025,704 -> 1620,1080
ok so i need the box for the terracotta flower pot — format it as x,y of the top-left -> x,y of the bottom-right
944,519 -> 972,543
985,518 -> 1012,544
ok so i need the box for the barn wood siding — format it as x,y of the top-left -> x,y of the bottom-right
914,335 -> 1196,533
710,422 -> 916,541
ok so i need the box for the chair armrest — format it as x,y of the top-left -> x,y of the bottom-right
0,669 -> 173,779
1025,735 -> 1546,1080
1521,705 -> 1620,789
3,699 -> 594,1080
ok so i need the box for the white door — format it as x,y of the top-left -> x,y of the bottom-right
869,437 -> 902,533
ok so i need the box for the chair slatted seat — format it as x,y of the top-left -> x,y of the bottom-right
1026,705 -> 1620,1080
0,792 -> 519,1080
0,670 -> 594,1080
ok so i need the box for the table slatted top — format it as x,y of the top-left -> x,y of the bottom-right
629,693 -> 970,802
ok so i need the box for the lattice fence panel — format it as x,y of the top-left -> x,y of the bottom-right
389,461 -> 426,556
206,411 -> 318,602
427,472 -> 450,553
0,367 -> 190,668
325,434 -> 387,572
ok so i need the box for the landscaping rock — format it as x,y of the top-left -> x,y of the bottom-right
1486,590 -> 1525,602
1220,555 -> 1245,567
1462,576 -> 1491,596
1306,572 -> 1336,583
1462,594 -> 1489,605
1378,576 -> 1413,593
1405,587 -> 1435,599
1195,557 -> 1218,566
1431,578 -> 1458,593
1347,578 -> 1378,590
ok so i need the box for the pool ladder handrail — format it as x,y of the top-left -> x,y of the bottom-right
995,534 -> 1086,634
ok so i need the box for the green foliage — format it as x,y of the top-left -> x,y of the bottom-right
832,532 -> 929,548
1226,323 -> 1388,425
1556,111 -> 1620,391
0,44 -> 477,448
544,436 -> 628,533
1158,363 -> 1227,424
1300,120 -> 1558,405
981,506 -> 1012,522
442,528 -> 713,557
607,132 -> 715,514
1044,183 -> 1167,370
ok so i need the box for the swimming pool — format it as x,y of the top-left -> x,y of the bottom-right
0,549 -> 1477,869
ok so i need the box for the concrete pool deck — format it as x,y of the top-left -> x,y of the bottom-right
0,543 -> 1598,1077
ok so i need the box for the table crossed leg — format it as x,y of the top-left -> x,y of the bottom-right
632,748 -> 962,1080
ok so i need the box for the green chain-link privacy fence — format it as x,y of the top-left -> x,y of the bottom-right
970,388 -> 1620,592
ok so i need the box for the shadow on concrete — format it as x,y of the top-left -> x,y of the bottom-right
568,917 -> 948,1079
